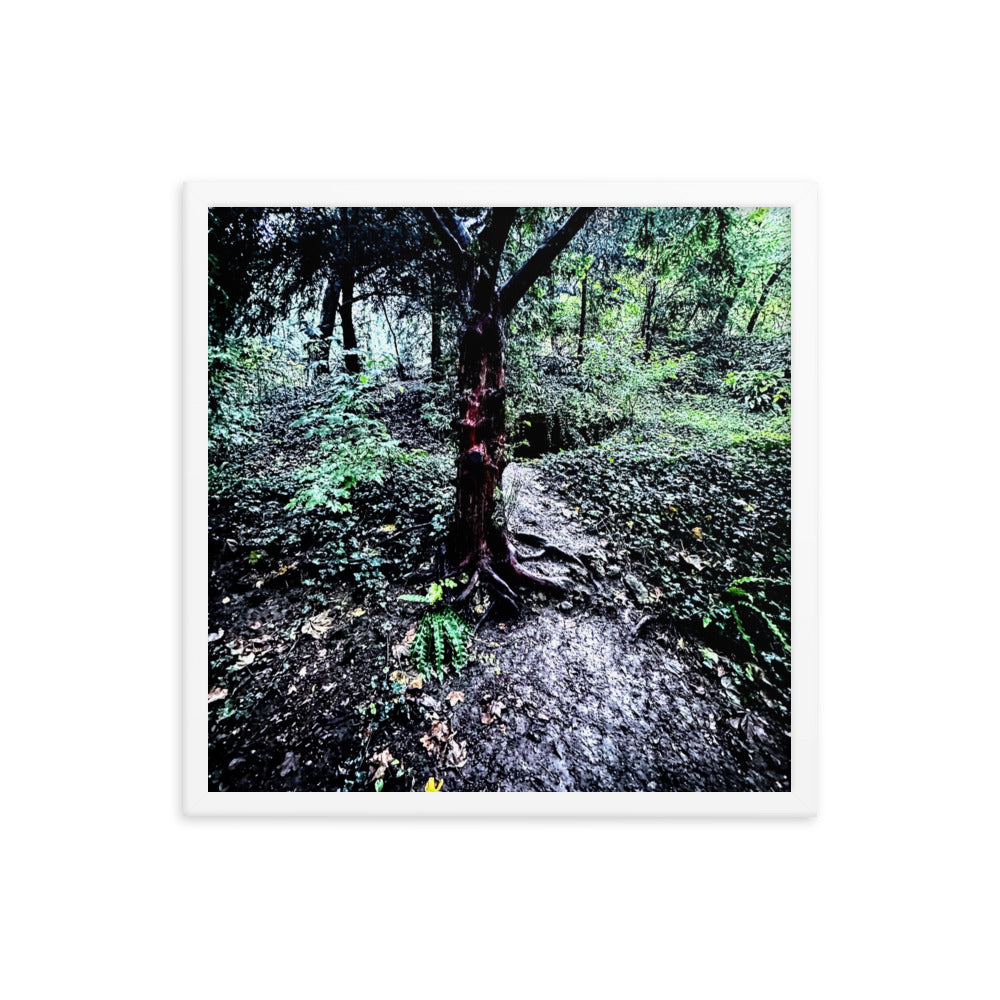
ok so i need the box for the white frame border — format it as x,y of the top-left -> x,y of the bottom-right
183,180 -> 818,817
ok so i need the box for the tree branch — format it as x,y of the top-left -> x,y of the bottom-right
421,208 -> 468,263
498,208 -> 594,316
479,208 -> 519,282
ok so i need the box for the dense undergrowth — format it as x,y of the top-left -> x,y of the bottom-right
210,325 -> 791,728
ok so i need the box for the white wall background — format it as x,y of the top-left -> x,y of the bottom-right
3,3 -> 995,997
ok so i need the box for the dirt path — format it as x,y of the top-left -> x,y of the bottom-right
436,462 -> 790,792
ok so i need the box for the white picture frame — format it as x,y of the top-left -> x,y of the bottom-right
183,180 -> 817,816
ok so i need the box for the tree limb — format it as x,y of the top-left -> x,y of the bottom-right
421,208 -> 468,263
480,208 -> 519,282
498,208 -> 594,316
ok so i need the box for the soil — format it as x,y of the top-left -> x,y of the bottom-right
207,384 -> 790,793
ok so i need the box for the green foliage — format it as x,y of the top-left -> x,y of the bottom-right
209,335 -> 307,492
400,578 -> 457,604
285,374 -> 400,513
410,607 -> 471,680
724,369 -> 790,413
704,575 -> 791,660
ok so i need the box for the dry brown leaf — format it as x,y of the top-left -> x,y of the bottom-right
446,691 -> 465,707
369,748 -> 395,781
445,739 -> 468,768
390,670 -> 423,690
302,609 -> 333,639
480,699 -> 506,725
207,687 -> 228,704
429,719 -> 450,742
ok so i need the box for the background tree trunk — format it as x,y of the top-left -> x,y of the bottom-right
339,270 -> 360,374
746,262 -> 788,335
710,275 -> 746,337
313,276 -> 341,378
641,281 -> 658,359
577,273 -> 588,363
429,270 -> 443,379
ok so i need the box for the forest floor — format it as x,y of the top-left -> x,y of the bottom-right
208,378 -> 790,793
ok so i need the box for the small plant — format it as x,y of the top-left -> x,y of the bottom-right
704,575 -> 790,660
723,369 -> 789,414
410,607 -> 471,681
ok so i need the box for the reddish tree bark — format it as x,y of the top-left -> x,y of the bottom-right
424,207 -> 594,602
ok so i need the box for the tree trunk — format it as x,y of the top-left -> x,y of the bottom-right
421,205 -> 593,600
429,271 -> 443,379
311,276 -> 341,379
453,291 -> 507,566
377,291 -> 406,379
339,269 -> 361,374
710,275 -> 746,337
746,262 -> 788,335
641,281 -> 658,359
577,273 -> 588,363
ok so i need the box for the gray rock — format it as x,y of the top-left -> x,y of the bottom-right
624,573 -> 651,605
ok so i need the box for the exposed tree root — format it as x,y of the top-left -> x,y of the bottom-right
482,563 -> 520,605
503,556 -> 567,593
456,567 -> 480,602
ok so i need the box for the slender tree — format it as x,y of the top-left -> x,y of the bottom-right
422,207 -> 593,602
746,260 -> 789,335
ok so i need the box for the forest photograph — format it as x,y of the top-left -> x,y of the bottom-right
206,203 -> 793,794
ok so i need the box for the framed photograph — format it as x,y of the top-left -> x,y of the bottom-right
183,181 -> 817,816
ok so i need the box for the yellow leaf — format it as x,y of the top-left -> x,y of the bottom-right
379,524 -> 397,533
350,608 -> 366,617
692,526 -> 703,540
425,777 -> 443,792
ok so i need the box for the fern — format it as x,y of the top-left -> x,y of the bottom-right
410,608 -> 471,681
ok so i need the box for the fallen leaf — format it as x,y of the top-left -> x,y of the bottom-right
390,669 -> 422,689
680,551 -> 705,571
480,699 -> 506,725
369,748 -> 394,781
446,691 -> 465,707
350,607 -> 366,618
279,752 -> 299,777
692,526 -> 703,540
302,609 -> 333,639
208,630 -> 224,643
232,652 -> 255,669
445,739 -> 468,768
425,777 -> 443,792
207,687 -> 227,704
379,524 -> 397,533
